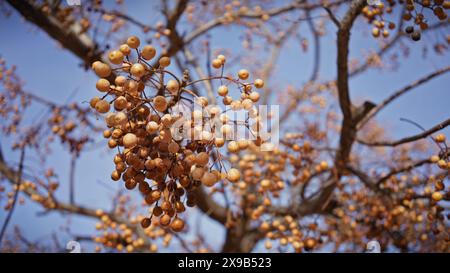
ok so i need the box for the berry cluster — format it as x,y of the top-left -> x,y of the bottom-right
90,36 -> 268,232
364,0 -> 449,41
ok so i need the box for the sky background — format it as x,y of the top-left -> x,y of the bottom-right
0,0 -> 449,252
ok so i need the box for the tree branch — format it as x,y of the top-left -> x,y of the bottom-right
6,0 -> 104,71
358,66 -> 450,129
0,147 -> 25,247
358,118 -> 450,147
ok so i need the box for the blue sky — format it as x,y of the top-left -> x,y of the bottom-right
0,1 -> 449,252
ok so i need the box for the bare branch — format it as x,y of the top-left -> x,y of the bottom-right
184,0 -> 349,44
358,118 -> 450,147
376,150 -> 449,187
358,66 -> 450,129
191,187 -> 227,225
0,147 -> 25,246
323,6 -> 341,28
6,0 -> 104,71
306,11 -> 321,82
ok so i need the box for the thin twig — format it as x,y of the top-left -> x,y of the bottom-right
0,147 -> 26,247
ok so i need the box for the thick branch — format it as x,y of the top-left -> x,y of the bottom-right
191,187 -> 227,225
335,0 -> 367,170
7,0 -> 102,69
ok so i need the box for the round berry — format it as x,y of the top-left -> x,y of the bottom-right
95,99 -> 110,113
123,133 -> 138,148
108,50 -> 124,65
159,56 -> 171,67
153,96 -> 167,112
146,121 -> 159,134
227,168 -> 241,182
92,61 -> 111,78
114,96 -> 128,110
170,217 -> 185,232
217,54 -> 226,64
218,85 -> 228,96
254,79 -> 264,88
238,69 -> 249,80
431,191 -> 443,202
96,78 -> 110,92
196,152 -> 209,166
119,44 -> 131,55
435,134 -> 446,143
411,31 -> 421,41
201,172 -> 217,187
141,45 -> 156,60
166,79 -> 179,94
130,63 -> 146,78
127,35 -> 140,49
212,59 -> 222,69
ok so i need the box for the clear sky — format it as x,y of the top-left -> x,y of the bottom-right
0,0 -> 449,252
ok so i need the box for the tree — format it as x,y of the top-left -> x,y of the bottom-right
0,0 -> 449,253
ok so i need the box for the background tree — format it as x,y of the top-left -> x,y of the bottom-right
0,0 -> 449,253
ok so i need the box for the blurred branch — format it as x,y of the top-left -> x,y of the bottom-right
306,11 -> 321,82
69,153 -> 77,205
191,186 -> 227,225
261,21 -> 299,105
323,5 -> 341,28
0,155 -> 153,250
0,147 -> 25,247
303,0 -> 367,215
358,66 -> 450,129
184,0 -> 349,45
358,118 -> 450,147
182,48 -> 215,103
376,150 -> 450,186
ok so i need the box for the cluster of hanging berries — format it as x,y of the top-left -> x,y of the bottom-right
89,35 -> 267,232
364,0 -> 449,42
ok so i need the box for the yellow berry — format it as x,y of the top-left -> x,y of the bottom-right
431,191 -> 443,202
95,99 -> 110,113
254,79 -> 264,88
372,27 -> 380,37
227,141 -> 240,153
217,54 -> 226,64
435,134 -> 446,142
123,133 -> 138,148
141,45 -> 156,60
218,85 -> 229,96
249,91 -> 260,102
159,56 -> 171,67
146,121 -> 159,134
108,50 -> 124,65
92,61 -> 111,78
212,59 -> 222,69
119,44 -> 131,55
201,172 -> 217,187
166,79 -> 179,94
196,152 -> 209,166
127,35 -> 140,49
170,217 -> 185,232
227,168 -> 241,182
96,78 -> 110,92
238,69 -> 249,80
130,63 -> 146,78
